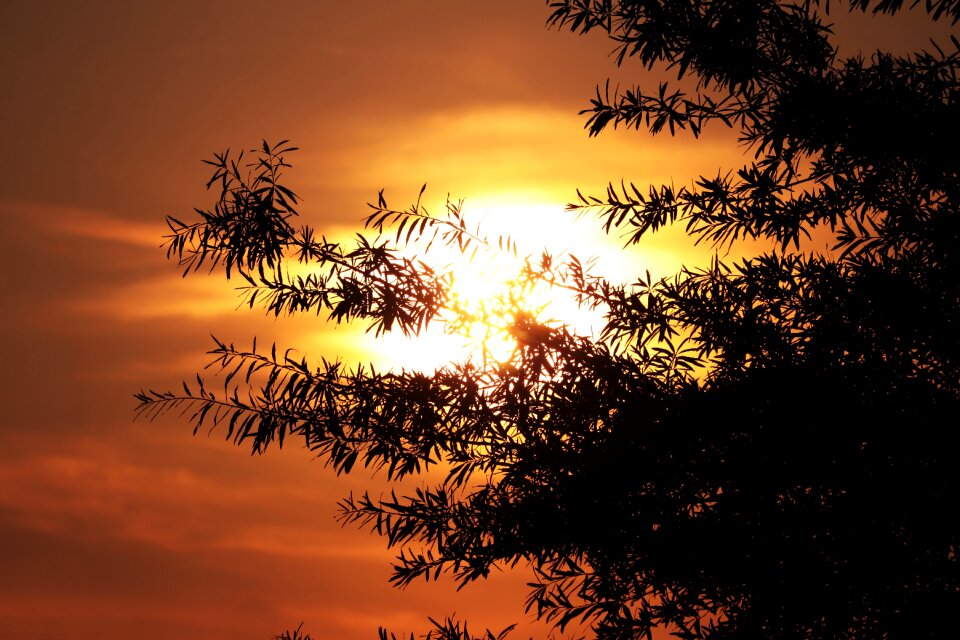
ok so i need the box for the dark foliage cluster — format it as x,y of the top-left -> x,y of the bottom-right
138,2 -> 958,639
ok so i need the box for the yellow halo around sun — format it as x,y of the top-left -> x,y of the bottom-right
358,195 -> 639,371
295,192 -> 689,372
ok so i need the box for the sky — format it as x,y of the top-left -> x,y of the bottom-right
0,2 -> 954,639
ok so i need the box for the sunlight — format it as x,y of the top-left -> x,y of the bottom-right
294,192 -> 699,373
356,193 -> 644,371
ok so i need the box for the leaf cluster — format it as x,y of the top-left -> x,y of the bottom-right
139,3 -> 959,639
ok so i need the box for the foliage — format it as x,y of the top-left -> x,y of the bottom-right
137,2 -> 960,639
276,623 -> 313,640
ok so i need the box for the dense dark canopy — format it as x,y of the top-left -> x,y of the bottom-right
139,2 -> 959,638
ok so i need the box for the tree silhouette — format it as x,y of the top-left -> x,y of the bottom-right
137,2 -> 959,639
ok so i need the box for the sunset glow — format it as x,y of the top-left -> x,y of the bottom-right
369,198 -> 626,370
1,2 -> 951,640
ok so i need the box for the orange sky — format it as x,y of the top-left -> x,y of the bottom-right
0,2 -> 953,639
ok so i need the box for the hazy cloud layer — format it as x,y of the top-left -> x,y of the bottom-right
1,1 -> 950,638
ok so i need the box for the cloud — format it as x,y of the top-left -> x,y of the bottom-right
0,433 -> 383,558
0,199 -> 174,245
301,104 -> 741,202
0,430 -> 546,640
70,273 -> 244,320
1,201 -> 162,305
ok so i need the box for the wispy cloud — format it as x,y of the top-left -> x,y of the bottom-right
1,201 -> 165,247
0,443 -> 385,560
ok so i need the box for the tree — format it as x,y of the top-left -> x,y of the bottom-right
136,1 -> 960,638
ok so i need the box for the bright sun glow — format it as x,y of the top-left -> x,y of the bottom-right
333,194 -> 646,372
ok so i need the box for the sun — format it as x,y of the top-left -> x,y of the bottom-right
295,190 -> 753,373
342,194 -> 642,372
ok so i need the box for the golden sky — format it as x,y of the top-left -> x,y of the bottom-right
0,2 -> 952,639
